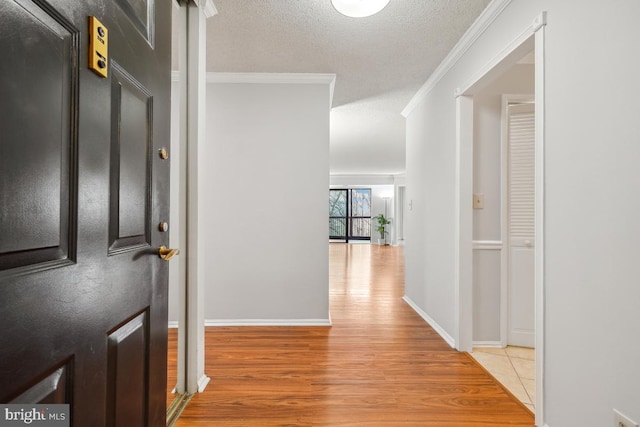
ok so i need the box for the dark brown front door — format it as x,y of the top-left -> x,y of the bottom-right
0,0 -> 171,425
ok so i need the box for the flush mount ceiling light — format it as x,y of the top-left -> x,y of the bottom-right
331,0 -> 390,18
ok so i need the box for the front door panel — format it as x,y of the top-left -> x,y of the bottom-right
0,0 -> 171,425
107,310 -> 149,426
0,0 -> 77,272
10,364 -> 73,405
109,63 -> 153,254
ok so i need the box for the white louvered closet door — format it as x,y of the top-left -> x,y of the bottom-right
507,103 -> 535,348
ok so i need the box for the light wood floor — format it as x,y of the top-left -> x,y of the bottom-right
167,327 -> 177,408
173,244 -> 534,426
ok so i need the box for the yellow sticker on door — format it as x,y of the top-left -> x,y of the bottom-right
89,16 -> 108,78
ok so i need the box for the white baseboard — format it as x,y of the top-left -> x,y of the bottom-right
402,296 -> 456,348
168,321 -> 179,328
472,341 -> 503,348
197,375 -> 210,393
204,318 -> 332,327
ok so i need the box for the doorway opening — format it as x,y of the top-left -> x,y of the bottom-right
454,12 -> 546,426
469,92 -> 536,412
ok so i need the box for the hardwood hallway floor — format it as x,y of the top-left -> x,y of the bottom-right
174,244 -> 534,426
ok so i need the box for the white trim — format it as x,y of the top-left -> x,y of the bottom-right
206,72 -> 337,108
454,95 -> 474,353
204,319 -> 332,327
403,296 -> 455,348
197,374 -> 210,393
393,183 -> 406,245
330,173 -> 397,179
206,72 -> 336,85
401,0 -> 512,117
329,80 -> 335,109
185,2 -> 209,395
329,174 -> 396,185
471,341 -> 503,348
168,321 -> 179,329
531,13 -> 546,32
203,1 -> 217,18
501,95 -> 509,350
472,240 -> 502,250
534,21 -> 546,427
193,0 -> 217,18
173,3 -> 189,397
394,173 -> 407,184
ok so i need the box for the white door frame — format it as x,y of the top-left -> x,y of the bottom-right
454,12 -> 546,425
184,0 -> 212,395
394,184 -> 406,245
171,0 -> 217,398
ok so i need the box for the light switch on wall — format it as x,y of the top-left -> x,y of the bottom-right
473,193 -> 484,209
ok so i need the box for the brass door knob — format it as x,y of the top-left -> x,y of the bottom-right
158,245 -> 180,261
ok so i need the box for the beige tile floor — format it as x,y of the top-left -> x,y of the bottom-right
469,346 -> 535,413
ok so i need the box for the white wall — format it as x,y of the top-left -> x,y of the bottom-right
473,64 -> 534,342
404,1 -> 640,425
405,93 -> 456,337
202,77 -> 332,323
473,64 -> 534,241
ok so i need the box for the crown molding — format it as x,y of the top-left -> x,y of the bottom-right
206,72 -> 337,107
206,72 -> 336,85
172,72 -> 337,106
204,0 -> 218,18
330,174 -> 397,185
401,0 -> 512,118
193,0 -> 218,18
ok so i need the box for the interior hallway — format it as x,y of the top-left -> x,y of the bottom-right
174,244 -> 533,426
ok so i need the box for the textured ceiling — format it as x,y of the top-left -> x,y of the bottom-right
201,0 -> 492,175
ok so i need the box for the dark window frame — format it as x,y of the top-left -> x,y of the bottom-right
329,188 -> 371,242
